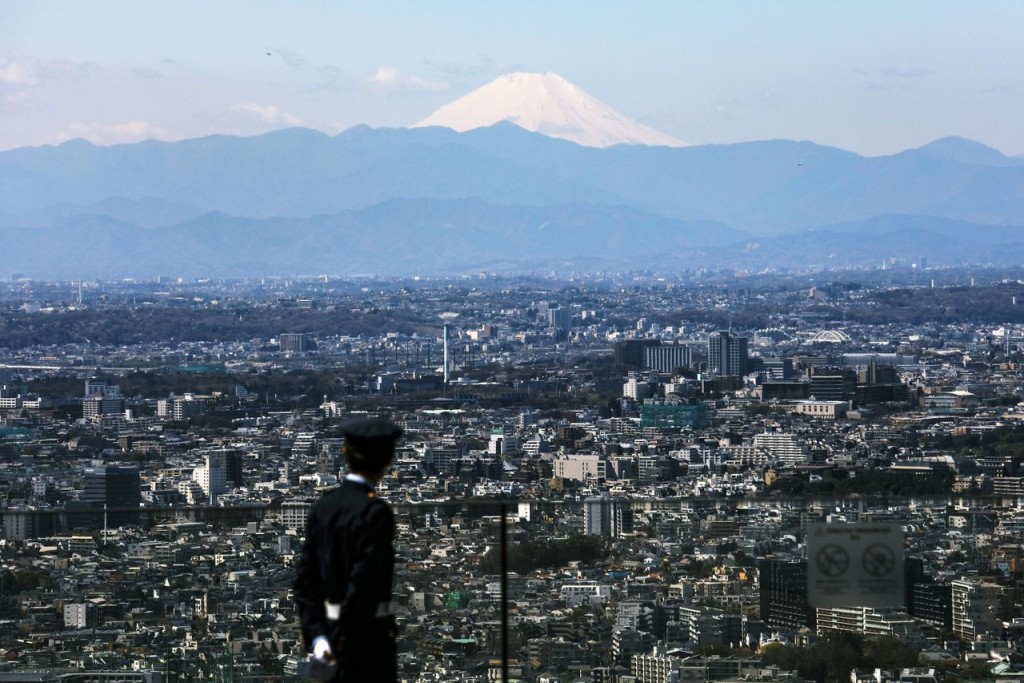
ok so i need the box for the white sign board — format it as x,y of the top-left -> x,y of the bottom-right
806,521 -> 905,608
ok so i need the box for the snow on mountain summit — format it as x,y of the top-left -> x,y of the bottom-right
412,72 -> 686,148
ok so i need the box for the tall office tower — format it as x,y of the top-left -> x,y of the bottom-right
585,494 -> 612,536
82,465 -> 141,527
644,343 -> 692,372
622,374 -> 653,400
759,558 -> 816,631
760,358 -> 795,380
225,450 -> 245,488
808,366 -> 857,401
584,494 -> 632,537
614,339 -> 661,369
84,380 -> 122,398
193,451 -> 228,503
951,578 -> 1011,641
706,331 -> 749,377
546,306 -> 572,332
82,379 -> 126,420
488,429 -> 520,457
279,332 -> 317,353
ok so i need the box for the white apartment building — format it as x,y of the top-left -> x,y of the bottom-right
192,451 -> 227,503
554,453 -> 608,482
64,603 -> 95,629
788,399 -> 850,419
816,606 -> 926,645
281,500 -> 312,531
560,583 -> 612,607
752,430 -> 809,466
952,578 -> 1010,641
623,375 -> 653,401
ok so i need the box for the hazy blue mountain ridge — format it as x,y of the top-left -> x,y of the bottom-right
1,124 -> 1022,277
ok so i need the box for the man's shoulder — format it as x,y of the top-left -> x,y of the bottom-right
312,481 -> 380,511
309,486 -> 346,513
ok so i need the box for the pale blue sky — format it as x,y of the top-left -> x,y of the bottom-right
2,1 -> 1022,156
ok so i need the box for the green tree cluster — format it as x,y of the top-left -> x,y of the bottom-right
0,568 -> 55,594
479,535 -> 607,574
760,632 -> 919,683
769,469 -> 953,497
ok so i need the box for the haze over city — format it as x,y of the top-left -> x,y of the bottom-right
3,1 -> 1024,156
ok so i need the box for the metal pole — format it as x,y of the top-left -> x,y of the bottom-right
500,502 -> 509,683
443,324 -> 450,386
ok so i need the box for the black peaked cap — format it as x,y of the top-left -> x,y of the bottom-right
341,417 -> 403,466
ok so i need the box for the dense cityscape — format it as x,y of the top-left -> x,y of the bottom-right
0,265 -> 1023,682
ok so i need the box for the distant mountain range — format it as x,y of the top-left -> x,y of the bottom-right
2,122 -> 1023,279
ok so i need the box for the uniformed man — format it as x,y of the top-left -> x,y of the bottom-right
294,416 -> 403,682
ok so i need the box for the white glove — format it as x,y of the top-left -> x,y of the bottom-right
312,636 -> 333,661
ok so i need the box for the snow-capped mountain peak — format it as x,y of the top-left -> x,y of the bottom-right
412,72 -> 686,148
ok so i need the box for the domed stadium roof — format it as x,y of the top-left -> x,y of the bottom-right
808,329 -> 852,343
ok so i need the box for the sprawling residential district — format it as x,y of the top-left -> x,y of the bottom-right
1,266 -> 1024,683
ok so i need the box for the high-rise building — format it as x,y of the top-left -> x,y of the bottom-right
584,495 -> 609,536
614,339 -> 661,369
584,494 -> 632,537
488,430 -> 520,457
82,465 -> 141,527
906,558 -> 952,629
808,366 -> 857,402
193,451 -> 228,503
2,507 -> 56,540
815,606 -> 924,644
84,380 -> 121,398
644,343 -> 692,372
64,603 -> 98,629
282,501 -> 312,531
753,430 -> 809,466
172,395 -> 207,421
760,357 -> 795,380
759,558 -> 816,631
225,450 -> 244,488
279,332 -> 317,353
951,578 -> 1011,641
707,331 -> 749,377
677,606 -> 743,648
623,374 -> 653,400
82,380 -> 125,420
546,306 -> 572,332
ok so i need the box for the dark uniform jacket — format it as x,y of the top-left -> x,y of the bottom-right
294,478 -> 396,681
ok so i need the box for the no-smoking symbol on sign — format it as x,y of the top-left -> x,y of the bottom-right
816,544 -> 849,577
862,543 -> 896,577
807,522 -> 905,608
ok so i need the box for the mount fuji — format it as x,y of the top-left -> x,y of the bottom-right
412,72 -> 686,148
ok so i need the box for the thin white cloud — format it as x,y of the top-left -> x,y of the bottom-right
57,120 -> 170,146
0,57 -> 38,85
367,66 -> 449,93
232,102 -> 303,126
0,56 -> 98,92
